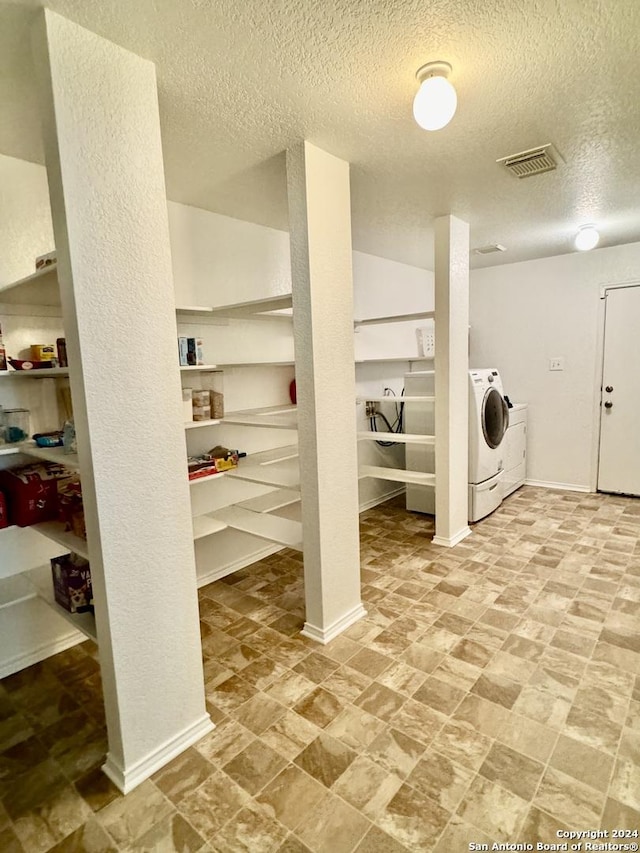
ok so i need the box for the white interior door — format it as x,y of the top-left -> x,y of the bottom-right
598,285 -> 640,495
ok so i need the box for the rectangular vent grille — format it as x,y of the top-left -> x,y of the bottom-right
497,144 -> 560,179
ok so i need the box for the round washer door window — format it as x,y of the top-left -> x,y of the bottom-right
482,387 -> 509,449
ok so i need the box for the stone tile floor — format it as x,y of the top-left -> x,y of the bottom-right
1,486 -> 639,851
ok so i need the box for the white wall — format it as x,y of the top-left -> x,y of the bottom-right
470,243 -> 640,490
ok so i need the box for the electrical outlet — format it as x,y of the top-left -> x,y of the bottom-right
549,357 -> 564,371
365,401 -> 377,417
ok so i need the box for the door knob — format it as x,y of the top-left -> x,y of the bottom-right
604,401 -> 613,409
605,385 -> 614,393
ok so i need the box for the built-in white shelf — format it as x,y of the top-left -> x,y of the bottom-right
356,396 -> 435,404
192,513 -> 228,540
30,569 -> 97,643
224,405 -> 297,430
0,525 -> 69,580
359,465 -> 436,486
355,357 -> 434,365
184,419 -> 222,430
179,294 -> 293,319
21,444 -> 80,471
210,506 -> 302,550
179,364 -> 220,372
354,311 -> 435,327
217,361 -> 295,369
226,444 -> 300,489
0,367 -> 69,378
357,431 -> 435,444
0,265 -> 60,307
32,521 -> 89,560
0,443 -> 30,457
236,488 -> 300,514
188,470 -> 226,486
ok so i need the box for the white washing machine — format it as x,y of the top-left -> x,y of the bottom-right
468,368 -> 509,522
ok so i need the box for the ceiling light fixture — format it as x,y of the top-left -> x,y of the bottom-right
575,225 -> 599,251
413,61 -> 457,131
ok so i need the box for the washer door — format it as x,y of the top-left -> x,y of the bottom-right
482,387 -> 509,449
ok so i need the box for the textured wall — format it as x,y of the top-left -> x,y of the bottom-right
32,10 -> 209,786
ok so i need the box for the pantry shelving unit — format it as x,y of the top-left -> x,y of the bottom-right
355,311 -> 436,501
175,295 -> 302,578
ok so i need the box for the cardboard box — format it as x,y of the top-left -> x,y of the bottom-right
51,553 -> 92,613
178,337 -> 189,366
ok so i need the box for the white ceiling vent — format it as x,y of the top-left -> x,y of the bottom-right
473,244 -> 506,255
496,144 -> 562,179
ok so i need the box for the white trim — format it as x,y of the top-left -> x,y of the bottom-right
358,486 -> 405,512
0,630 -> 84,679
598,277 -> 640,299
432,526 -> 472,548
102,714 -> 214,794
525,478 -> 591,493
301,602 -> 367,644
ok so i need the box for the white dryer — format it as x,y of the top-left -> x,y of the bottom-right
468,369 -> 509,522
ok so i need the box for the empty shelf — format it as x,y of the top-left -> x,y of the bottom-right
211,506 -> 302,550
354,311 -> 435,327
185,419 -> 222,430
0,265 -> 60,307
226,462 -> 300,489
359,465 -> 436,486
32,521 -> 89,560
357,432 -> 435,444
31,573 -> 97,643
356,396 -> 435,403
224,405 -> 297,429
180,364 -> 220,372
355,357 -> 434,365
192,514 -> 228,540
236,489 -> 300,513
205,294 -> 293,318
0,525 -> 70,581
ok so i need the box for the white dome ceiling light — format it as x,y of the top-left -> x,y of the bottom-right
413,61 -> 457,131
575,225 -> 600,251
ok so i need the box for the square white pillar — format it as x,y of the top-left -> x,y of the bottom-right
32,10 -> 212,792
434,215 -> 472,547
286,142 -> 365,642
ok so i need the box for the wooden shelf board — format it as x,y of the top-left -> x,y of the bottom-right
192,513 -> 228,540
359,465 -> 436,486
356,396 -> 435,403
185,419 -> 222,430
236,489 -> 300,513
211,506 -> 302,550
0,265 -> 60,307
357,431 -> 435,444
354,311 -> 435,327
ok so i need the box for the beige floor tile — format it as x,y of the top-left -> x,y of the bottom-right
296,792 -> 370,853
479,741 -> 545,800
517,805 -> 571,845
353,825 -> 410,853
365,727 -> 425,779
256,764 -> 327,831
412,675 -> 465,716
378,782 -> 451,850
434,815 -> 492,853
456,774 -> 529,841
452,693 -> 510,739
211,800 -> 289,853
376,662 -> 427,698
129,813 -> 206,853
332,754 -> 402,817
152,747 -> 215,805
407,749 -> 474,812
96,780 -> 175,847
353,682 -> 406,722
609,756 -> 640,811
265,672 -> 317,707
261,710 -> 321,761
294,733 -> 356,789
471,671 -> 522,709
324,704 -> 385,750
496,713 -> 558,763
317,666 -> 371,704
430,720 -> 492,772
48,818 -> 118,852
513,686 -> 571,729
389,698 -> 446,746
534,767 -> 605,827
193,718 -> 254,766
549,734 -> 615,793
601,796 -> 640,831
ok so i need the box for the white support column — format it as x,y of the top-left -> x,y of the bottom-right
433,215 -> 472,547
286,142 -> 365,643
32,10 -> 212,793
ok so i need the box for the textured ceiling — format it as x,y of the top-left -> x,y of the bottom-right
1,0 -> 640,269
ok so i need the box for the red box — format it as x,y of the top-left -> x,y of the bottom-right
0,491 -> 8,529
51,553 -> 92,613
0,462 -> 70,527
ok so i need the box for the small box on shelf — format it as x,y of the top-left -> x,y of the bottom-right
51,552 -> 92,613
181,369 -> 224,421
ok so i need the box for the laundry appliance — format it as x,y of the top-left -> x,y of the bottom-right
468,368 -> 509,522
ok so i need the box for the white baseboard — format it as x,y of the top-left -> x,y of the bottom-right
358,486 -> 405,512
432,526 -> 472,548
196,543 -> 282,587
301,602 -> 367,644
525,479 -> 592,493
102,714 -> 214,794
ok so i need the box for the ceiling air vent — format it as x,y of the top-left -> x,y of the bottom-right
496,144 -> 561,179
473,244 -> 506,255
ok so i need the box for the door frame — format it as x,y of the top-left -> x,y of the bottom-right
590,279 -> 640,492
